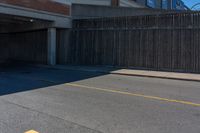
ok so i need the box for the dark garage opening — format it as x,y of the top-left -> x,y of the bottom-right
0,14 -> 51,66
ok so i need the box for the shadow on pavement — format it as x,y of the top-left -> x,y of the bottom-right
0,62 -> 118,96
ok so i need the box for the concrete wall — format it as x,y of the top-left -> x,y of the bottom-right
53,0 -> 143,7
0,2 -> 71,28
54,0 -> 110,6
135,0 -> 146,6
71,4 -> 174,19
120,0 -> 144,7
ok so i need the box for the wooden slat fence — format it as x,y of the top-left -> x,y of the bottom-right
61,12 -> 200,73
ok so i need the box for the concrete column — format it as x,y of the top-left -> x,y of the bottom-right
47,27 -> 56,65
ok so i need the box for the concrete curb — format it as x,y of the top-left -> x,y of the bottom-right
109,72 -> 200,82
34,64 -> 200,82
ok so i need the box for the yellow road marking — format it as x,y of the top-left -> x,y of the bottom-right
66,83 -> 200,107
25,130 -> 39,133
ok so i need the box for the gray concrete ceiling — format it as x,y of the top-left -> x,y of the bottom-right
0,13 -> 52,33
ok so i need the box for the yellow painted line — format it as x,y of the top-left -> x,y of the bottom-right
25,130 -> 39,133
66,83 -> 200,107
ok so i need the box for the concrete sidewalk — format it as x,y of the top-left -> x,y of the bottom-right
38,65 -> 200,82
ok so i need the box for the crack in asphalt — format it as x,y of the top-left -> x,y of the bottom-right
1,99 -> 103,133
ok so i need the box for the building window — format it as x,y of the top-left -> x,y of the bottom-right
162,0 -> 168,9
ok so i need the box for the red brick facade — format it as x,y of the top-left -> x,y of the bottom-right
0,0 -> 70,15
111,0 -> 119,6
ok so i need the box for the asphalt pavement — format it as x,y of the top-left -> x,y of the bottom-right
0,66 -> 199,133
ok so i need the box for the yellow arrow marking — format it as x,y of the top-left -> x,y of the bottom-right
25,130 -> 39,133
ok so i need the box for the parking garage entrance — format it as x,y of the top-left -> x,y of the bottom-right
0,14 -> 53,66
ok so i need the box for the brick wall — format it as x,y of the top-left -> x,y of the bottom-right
0,0 -> 70,15
111,0 -> 119,6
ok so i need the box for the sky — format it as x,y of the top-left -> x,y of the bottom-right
182,0 -> 200,9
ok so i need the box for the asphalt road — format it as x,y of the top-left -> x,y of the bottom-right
0,66 -> 199,133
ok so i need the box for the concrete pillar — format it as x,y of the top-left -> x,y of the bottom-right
47,27 -> 56,65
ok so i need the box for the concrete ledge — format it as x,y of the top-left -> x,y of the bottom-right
0,3 -> 71,28
110,69 -> 200,82
0,0 -> 70,15
34,65 -> 200,82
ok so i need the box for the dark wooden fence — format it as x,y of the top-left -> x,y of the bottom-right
63,12 -> 200,73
